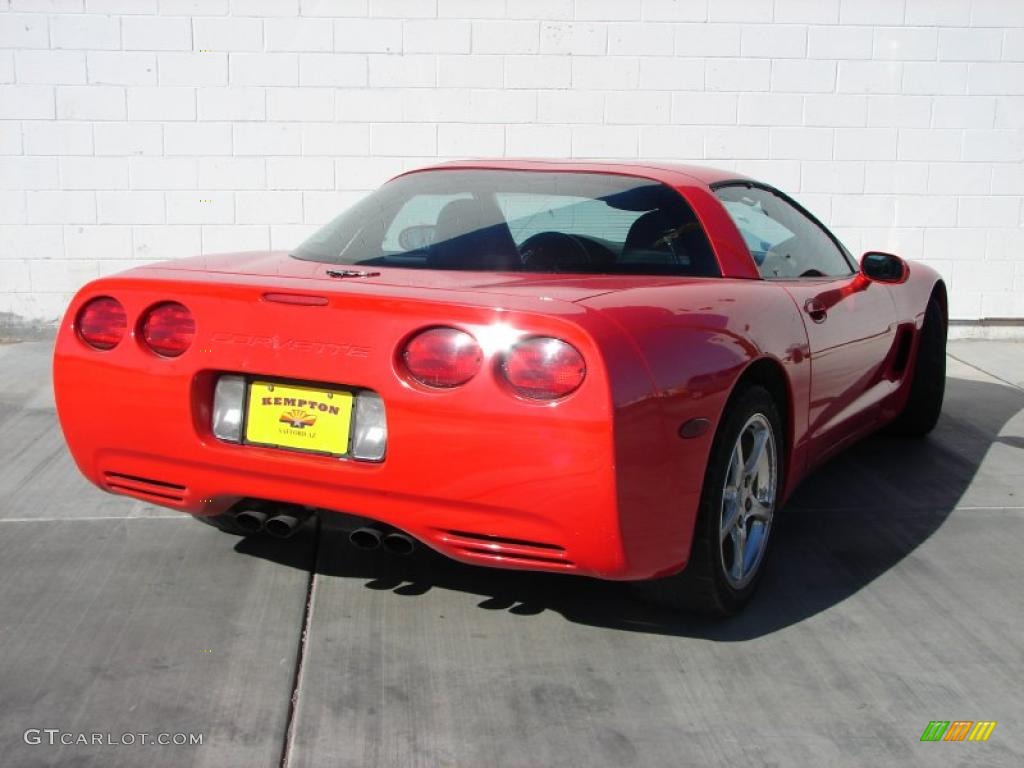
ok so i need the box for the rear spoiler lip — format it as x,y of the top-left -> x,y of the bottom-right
124,264 -> 631,305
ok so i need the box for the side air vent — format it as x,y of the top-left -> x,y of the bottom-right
103,471 -> 187,504
890,325 -> 915,376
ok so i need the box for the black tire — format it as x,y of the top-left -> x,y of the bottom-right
637,385 -> 783,616
886,295 -> 946,437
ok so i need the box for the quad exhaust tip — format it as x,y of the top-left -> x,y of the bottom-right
234,504 -> 310,539
233,508 -> 412,550
235,508 -> 268,534
265,511 -> 308,539
349,527 -> 416,555
349,526 -> 383,550
382,532 -> 416,555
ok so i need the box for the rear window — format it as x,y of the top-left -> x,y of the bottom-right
293,170 -> 719,277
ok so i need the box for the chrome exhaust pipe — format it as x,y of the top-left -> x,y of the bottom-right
234,508 -> 268,534
264,508 -> 310,539
382,532 -> 416,555
349,526 -> 383,550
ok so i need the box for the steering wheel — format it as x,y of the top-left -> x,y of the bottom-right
799,268 -> 826,278
519,232 -> 592,272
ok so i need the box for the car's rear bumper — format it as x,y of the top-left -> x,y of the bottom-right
57,382 -> 638,577
86,446 -> 629,575
53,274 -> 705,581
65,428 -> 703,579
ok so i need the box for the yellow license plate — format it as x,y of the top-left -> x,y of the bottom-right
245,381 -> 353,455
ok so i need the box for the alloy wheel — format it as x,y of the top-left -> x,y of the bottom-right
719,412 -> 777,589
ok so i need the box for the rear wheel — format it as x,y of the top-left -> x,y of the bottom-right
638,386 -> 783,616
886,295 -> 946,437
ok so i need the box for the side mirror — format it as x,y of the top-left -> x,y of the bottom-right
860,251 -> 908,284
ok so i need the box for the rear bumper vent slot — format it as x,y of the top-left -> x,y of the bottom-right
461,547 -> 574,567
440,530 -> 565,552
436,529 -> 574,569
103,472 -> 187,503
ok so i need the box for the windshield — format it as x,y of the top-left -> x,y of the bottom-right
292,170 -> 720,277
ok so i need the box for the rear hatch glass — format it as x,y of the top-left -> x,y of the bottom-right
292,169 -> 719,278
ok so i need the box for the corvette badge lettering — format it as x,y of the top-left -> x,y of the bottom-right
210,332 -> 370,358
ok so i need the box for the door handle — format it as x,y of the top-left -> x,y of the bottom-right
804,298 -> 827,323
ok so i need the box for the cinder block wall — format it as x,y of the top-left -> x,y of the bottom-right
1,0 -> 1022,326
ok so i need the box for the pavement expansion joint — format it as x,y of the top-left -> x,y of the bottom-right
279,517 -> 321,768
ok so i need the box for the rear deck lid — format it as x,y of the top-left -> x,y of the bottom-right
141,251 -> 703,304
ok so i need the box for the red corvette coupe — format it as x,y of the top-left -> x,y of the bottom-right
53,160 -> 947,615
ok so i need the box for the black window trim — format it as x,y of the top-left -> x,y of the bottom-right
709,179 -> 858,279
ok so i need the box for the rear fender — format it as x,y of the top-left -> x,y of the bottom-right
584,279 -> 811,577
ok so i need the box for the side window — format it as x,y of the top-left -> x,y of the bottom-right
715,185 -> 852,279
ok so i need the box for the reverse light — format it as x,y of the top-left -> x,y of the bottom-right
501,337 -> 586,400
77,297 -> 127,351
402,327 -> 482,388
352,390 -> 387,461
212,374 -> 245,442
141,302 -> 195,357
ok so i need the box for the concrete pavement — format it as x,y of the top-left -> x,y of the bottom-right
1,340 -> 1022,767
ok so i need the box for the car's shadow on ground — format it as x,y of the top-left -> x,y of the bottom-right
234,375 -> 1023,640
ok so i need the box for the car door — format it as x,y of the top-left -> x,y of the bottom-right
713,183 -> 898,464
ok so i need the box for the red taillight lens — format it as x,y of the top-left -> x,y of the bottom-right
77,297 -> 127,351
141,302 -> 195,357
502,337 -> 586,400
403,327 -> 482,388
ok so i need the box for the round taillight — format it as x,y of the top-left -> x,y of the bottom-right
501,337 -> 586,400
402,327 -> 482,388
141,302 -> 195,358
77,297 -> 127,351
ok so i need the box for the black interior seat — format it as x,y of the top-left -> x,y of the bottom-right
428,198 -> 520,270
619,208 -> 703,269
621,209 -> 679,263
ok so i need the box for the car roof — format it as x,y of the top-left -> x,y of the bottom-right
399,158 -> 753,189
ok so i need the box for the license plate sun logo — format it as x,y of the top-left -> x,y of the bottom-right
279,409 -> 316,428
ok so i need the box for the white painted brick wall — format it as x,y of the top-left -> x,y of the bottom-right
0,0 -> 1022,324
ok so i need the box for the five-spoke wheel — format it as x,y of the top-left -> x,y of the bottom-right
719,413 -> 776,590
